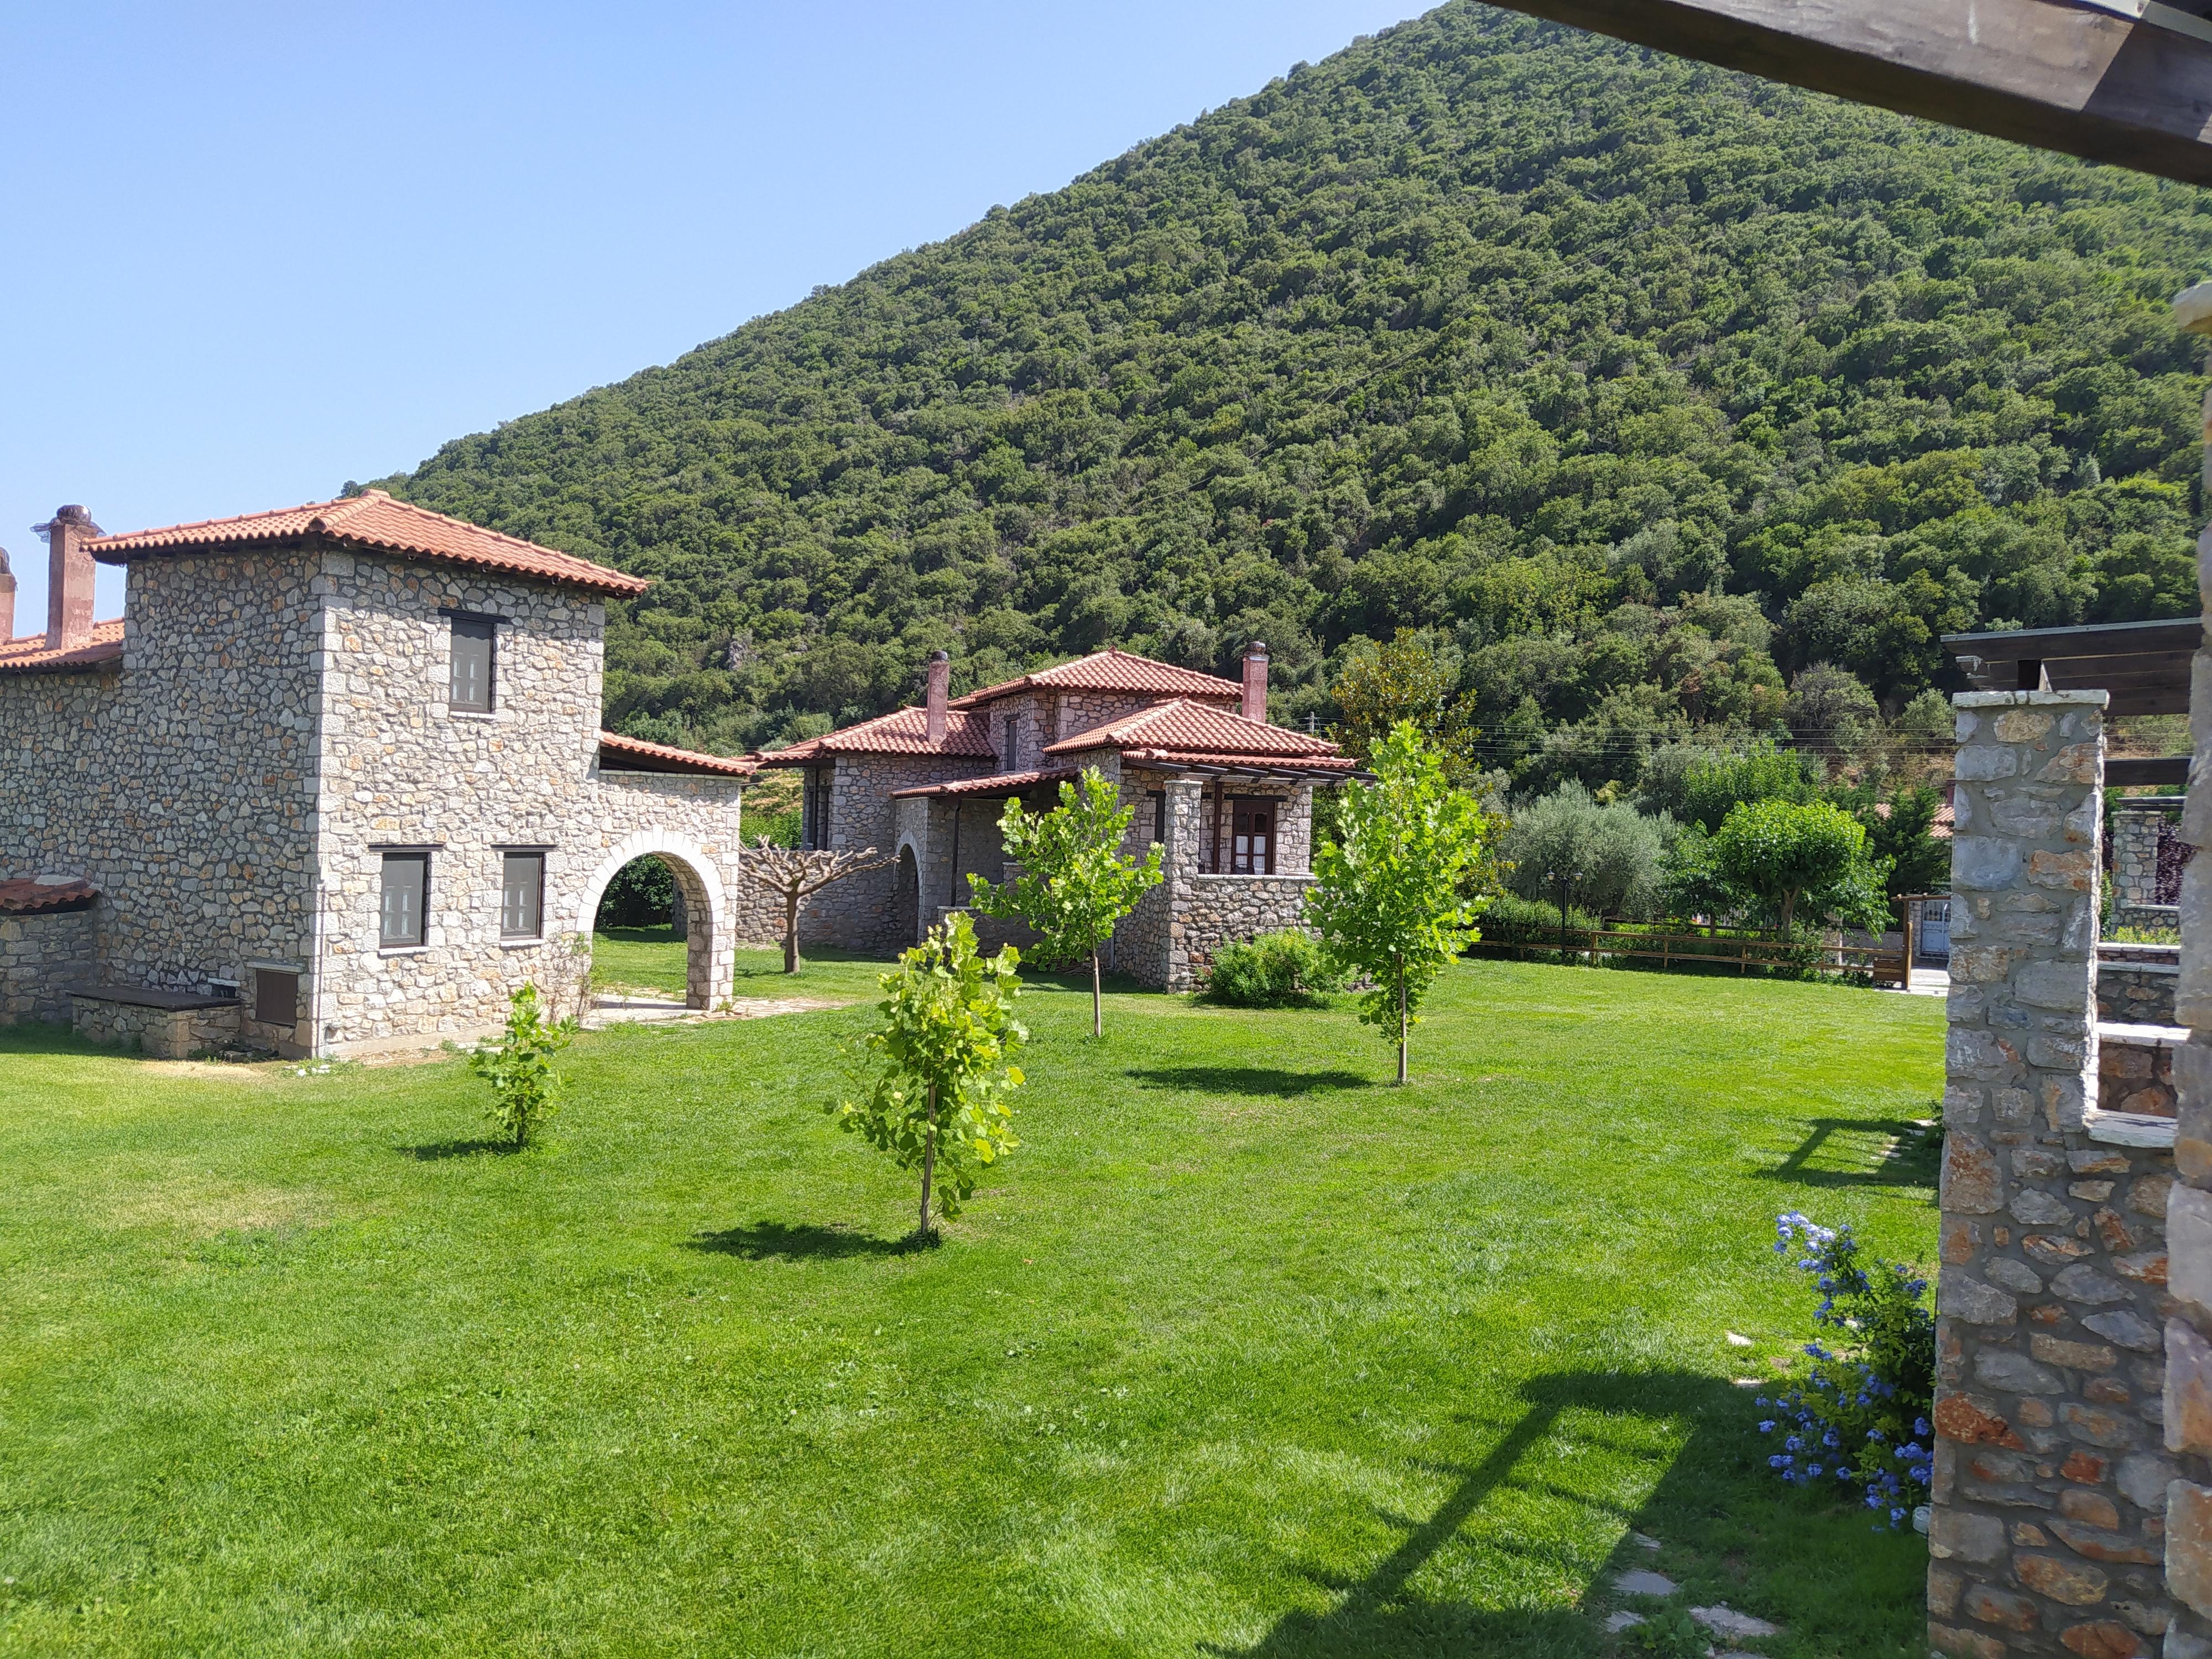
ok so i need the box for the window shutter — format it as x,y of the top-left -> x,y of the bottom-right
254,969 -> 299,1026
450,617 -> 495,712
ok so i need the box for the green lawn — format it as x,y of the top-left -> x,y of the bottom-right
588,926 -> 884,1001
0,953 -> 1941,1657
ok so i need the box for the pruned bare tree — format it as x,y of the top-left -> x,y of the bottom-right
743,839 -> 895,973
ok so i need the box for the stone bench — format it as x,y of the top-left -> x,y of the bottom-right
69,984 -> 242,1060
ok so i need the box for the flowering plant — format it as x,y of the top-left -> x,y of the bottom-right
1754,1211 -> 1934,1528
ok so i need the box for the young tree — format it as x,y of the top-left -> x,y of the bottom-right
741,841 -> 895,973
468,983 -> 578,1149
1329,629 -> 1483,784
831,913 -> 1026,1239
967,768 -> 1163,1038
1308,722 -> 1496,1086
1711,797 -> 1888,937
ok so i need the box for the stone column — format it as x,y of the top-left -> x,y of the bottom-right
1932,689 -> 2188,1657
2158,283 -> 2212,1659
1161,778 -> 1203,991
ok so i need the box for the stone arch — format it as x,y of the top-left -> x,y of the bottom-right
894,844 -> 921,946
576,829 -> 734,1010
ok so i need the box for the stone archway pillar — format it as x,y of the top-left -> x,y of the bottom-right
2159,287 -> 2212,1655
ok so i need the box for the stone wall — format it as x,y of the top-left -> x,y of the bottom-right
800,752 -> 995,953
2103,945 -> 2182,1029
0,907 -> 95,1024
1932,688 -> 2172,1656
69,992 -> 241,1059
1183,874 -> 1317,984
0,554 -> 321,996
311,553 -> 754,1053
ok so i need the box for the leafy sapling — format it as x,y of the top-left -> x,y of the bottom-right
469,983 -> 578,1148
967,766 -> 1162,1038
831,913 -> 1026,1239
1307,722 -> 1496,1084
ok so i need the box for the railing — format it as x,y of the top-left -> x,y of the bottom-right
1477,925 -> 1910,987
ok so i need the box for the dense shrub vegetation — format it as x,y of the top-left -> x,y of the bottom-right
1203,930 -> 1349,1005
379,4 -> 2210,791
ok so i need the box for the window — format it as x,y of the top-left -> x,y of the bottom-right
449,615 -> 495,712
501,850 -> 545,940
1149,790 -> 1166,847
804,769 -> 831,850
1230,799 -> 1275,875
254,969 -> 299,1027
379,851 -> 430,947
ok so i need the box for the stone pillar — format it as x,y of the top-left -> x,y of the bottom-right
1161,778 -> 1203,991
2159,282 -> 2212,1658
1931,690 -> 2188,1657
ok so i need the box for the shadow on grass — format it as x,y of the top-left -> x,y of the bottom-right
686,1220 -> 931,1260
1757,1115 -> 1941,1190
1213,1370 -> 1853,1659
399,1137 -> 523,1161
0,1020 -> 112,1058
1128,1065 -> 1373,1098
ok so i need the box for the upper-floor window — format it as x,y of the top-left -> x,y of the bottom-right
449,615 -> 496,713
380,850 -> 430,947
802,769 -> 831,850
501,850 -> 545,940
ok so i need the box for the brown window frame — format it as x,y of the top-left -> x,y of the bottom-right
378,848 -> 432,948
446,612 -> 498,713
1229,797 -> 1277,876
1149,789 -> 1166,848
500,848 -> 547,940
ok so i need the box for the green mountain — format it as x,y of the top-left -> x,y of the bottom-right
378,2 -> 2212,787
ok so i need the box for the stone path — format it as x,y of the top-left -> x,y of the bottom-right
1600,1543 -> 1785,1651
586,994 -> 852,1029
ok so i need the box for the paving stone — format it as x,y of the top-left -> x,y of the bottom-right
1689,1605 -> 1780,1640
1610,1569 -> 1677,1598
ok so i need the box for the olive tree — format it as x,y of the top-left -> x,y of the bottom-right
830,913 -> 1026,1239
967,768 -> 1162,1038
1308,722 -> 1496,1086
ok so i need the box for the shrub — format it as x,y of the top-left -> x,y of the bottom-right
468,984 -> 578,1149
598,856 -> 675,928
1755,1212 -> 1934,1529
1500,782 -> 1672,919
1204,931 -> 1348,1006
1475,891 -> 1604,948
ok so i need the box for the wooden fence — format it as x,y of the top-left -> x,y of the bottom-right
1475,925 -> 1912,988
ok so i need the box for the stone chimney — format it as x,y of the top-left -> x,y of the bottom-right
925,650 -> 950,747
33,505 -> 100,651
1242,640 -> 1269,723
0,547 -> 14,641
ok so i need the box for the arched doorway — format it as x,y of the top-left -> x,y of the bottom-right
894,846 -> 920,945
577,832 -> 733,1012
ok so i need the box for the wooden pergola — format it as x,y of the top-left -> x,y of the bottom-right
1479,0 -> 2212,186
1944,617 -> 2199,782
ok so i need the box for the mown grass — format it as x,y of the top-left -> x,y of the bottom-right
0,953 -> 1940,1657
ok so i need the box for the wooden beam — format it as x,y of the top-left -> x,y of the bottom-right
2107,755 -> 2192,786
1483,0 -> 2212,186
1946,619 -> 2204,661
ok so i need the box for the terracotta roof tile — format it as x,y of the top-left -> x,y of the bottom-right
0,877 -> 98,915
0,618 -> 124,674
1045,699 -> 1342,759
1122,748 -> 1358,775
91,489 -> 649,598
889,766 -> 1082,800
596,731 -> 755,778
757,706 -> 997,764
950,649 -> 1240,707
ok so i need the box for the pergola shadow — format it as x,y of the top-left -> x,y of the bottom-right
1755,1115 -> 1942,1190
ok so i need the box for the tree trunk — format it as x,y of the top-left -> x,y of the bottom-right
1778,888 -> 1797,940
1396,956 -> 1408,1086
784,888 -> 802,974
918,1082 -> 938,1238
1091,945 -> 1103,1039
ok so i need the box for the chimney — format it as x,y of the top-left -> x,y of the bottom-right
0,547 -> 14,641
1242,639 -> 1269,723
925,650 -> 950,746
33,505 -> 100,651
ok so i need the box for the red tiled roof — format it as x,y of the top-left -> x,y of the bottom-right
596,731 -> 755,778
91,489 -> 650,598
0,877 -> 98,915
0,618 -> 125,674
889,766 -> 1082,800
1123,748 -> 1359,775
950,649 -> 1241,708
757,706 -> 997,765
1045,698 -> 1342,759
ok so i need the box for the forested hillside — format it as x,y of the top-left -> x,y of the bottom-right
377,2 -> 2212,788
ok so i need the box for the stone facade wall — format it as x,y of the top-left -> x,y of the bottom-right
1183,875 -> 1317,984
1931,688 -> 2169,1657
0,907 -> 95,1024
981,688 -> 1236,772
2116,810 -> 2172,925
2103,1035 -> 2181,1122
799,752 -> 995,953
2103,946 -> 2182,1029
311,553 -> 752,1053
0,554 -> 321,997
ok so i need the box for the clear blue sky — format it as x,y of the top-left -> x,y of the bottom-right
0,1 -> 1423,629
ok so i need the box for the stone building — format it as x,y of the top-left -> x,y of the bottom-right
754,643 -> 1352,987
0,491 -> 765,1058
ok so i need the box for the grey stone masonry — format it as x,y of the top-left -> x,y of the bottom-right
1931,689 -> 2188,1657
0,909 -> 93,1024
2157,291 -> 2212,1651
